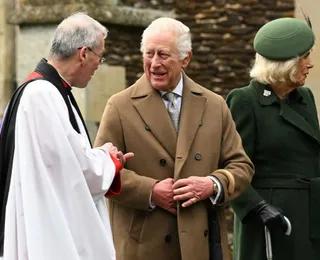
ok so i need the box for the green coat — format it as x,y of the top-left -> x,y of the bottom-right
226,80 -> 320,260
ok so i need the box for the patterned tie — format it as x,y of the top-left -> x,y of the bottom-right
163,92 -> 179,132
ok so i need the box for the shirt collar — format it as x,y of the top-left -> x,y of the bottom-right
160,73 -> 183,97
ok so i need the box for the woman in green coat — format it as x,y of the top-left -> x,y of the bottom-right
227,17 -> 320,260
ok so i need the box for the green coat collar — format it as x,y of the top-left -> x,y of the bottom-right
251,80 -> 320,144
251,80 -> 305,106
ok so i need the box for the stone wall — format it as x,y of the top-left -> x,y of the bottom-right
104,24 -> 144,81
21,0 -> 117,5
114,0 -> 294,97
0,0 -> 15,119
10,0 -> 295,96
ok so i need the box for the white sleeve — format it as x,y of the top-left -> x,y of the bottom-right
18,81 -> 116,198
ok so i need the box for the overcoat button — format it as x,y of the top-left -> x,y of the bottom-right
165,235 -> 172,243
160,159 -> 166,166
204,229 -> 209,237
195,153 -> 201,161
145,125 -> 151,131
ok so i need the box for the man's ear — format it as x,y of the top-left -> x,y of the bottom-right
78,47 -> 88,63
181,51 -> 192,68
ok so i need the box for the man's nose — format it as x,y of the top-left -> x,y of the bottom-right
151,54 -> 161,68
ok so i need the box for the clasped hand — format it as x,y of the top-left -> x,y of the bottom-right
151,176 -> 215,215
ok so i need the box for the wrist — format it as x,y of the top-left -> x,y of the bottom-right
150,181 -> 160,207
109,153 -> 122,173
212,180 -> 218,196
207,176 -> 223,205
149,191 -> 156,210
255,200 -> 268,214
206,176 -> 218,196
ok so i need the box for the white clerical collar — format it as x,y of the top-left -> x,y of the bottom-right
160,73 -> 183,97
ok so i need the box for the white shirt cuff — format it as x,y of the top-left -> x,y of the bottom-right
149,192 -> 156,210
208,176 -> 222,205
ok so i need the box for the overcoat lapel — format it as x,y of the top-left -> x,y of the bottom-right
175,74 -> 206,178
279,103 -> 320,144
131,75 -> 177,159
252,80 -> 320,144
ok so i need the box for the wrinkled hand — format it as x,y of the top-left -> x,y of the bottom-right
151,178 -> 176,215
101,142 -> 134,169
173,176 -> 214,208
253,201 -> 289,233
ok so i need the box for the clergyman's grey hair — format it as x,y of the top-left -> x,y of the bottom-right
49,12 -> 108,60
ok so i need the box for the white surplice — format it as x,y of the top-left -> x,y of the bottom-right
1,80 -> 116,260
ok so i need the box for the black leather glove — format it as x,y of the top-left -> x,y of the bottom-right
246,200 -> 288,233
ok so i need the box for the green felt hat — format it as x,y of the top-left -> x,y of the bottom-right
254,17 -> 315,60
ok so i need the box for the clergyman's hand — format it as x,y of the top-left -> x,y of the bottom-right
100,142 -> 134,169
116,151 -> 134,170
151,178 -> 176,215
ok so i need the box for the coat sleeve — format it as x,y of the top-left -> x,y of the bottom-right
95,97 -> 158,211
211,95 -> 254,204
226,87 -> 265,221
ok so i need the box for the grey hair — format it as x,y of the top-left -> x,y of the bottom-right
140,17 -> 192,59
250,53 -> 300,84
49,12 -> 108,60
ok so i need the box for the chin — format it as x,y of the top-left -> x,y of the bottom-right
297,80 -> 306,86
75,84 -> 87,89
150,81 -> 167,91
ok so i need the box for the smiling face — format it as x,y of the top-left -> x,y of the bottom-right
294,52 -> 313,87
143,31 -> 191,91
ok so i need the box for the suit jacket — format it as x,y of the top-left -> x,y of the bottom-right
95,72 -> 253,260
227,80 -> 320,260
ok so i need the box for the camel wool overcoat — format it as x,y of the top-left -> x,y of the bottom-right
95,73 -> 254,260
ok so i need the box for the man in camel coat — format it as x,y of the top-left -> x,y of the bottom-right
95,17 -> 254,260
